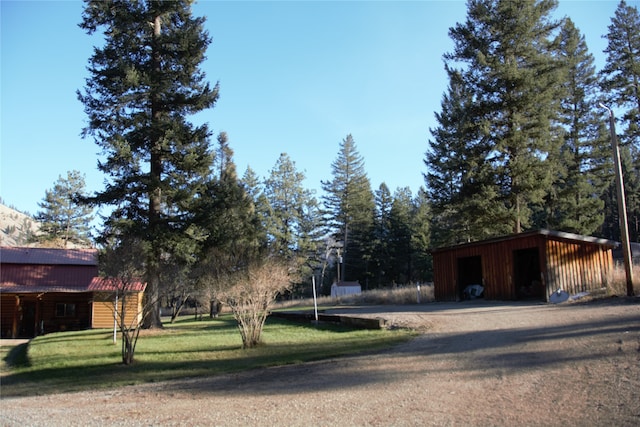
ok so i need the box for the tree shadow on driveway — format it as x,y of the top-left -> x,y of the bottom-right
165,299 -> 639,397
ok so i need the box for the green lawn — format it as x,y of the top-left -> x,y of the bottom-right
1,315 -> 414,397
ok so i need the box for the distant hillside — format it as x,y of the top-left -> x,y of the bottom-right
0,203 -> 40,247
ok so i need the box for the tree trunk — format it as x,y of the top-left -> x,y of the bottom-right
142,265 -> 163,328
170,293 -> 190,323
142,13 -> 164,330
209,300 -> 222,318
121,328 -> 141,365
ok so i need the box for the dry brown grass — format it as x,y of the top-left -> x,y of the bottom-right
608,263 -> 640,296
277,265 -> 640,310
276,283 -> 435,309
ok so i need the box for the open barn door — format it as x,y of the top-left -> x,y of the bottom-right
514,248 -> 543,300
457,256 -> 483,300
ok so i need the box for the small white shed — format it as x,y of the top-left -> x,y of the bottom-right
331,281 -> 362,298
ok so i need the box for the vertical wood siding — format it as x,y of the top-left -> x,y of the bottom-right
544,239 -> 612,299
92,292 -> 144,329
0,296 -> 18,337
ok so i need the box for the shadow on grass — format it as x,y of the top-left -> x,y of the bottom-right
2,343 -> 31,369
0,316 -> 413,398
0,337 -> 405,398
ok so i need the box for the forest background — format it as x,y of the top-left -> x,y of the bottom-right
1,1 -> 638,308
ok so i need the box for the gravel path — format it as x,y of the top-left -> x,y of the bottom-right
2,298 -> 639,426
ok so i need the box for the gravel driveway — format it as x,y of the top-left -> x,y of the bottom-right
2,298 -> 639,426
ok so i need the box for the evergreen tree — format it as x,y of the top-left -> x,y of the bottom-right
78,0 -> 219,327
372,185 -> 433,285
241,166 -> 263,203
196,133 -> 263,257
241,166 -> 270,245
410,188 -> 433,282
321,135 -> 375,285
425,69 -> 464,248
599,145 -> 640,241
372,183 -> 393,287
388,187 -> 414,284
599,0 -> 640,241
35,170 -> 94,248
425,68 -> 507,247
546,19 -> 609,235
445,0 -> 564,234
295,196 -> 324,297
263,153 -> 321,267
191,134 -> 265,315
623,151 -> 640,241
600,0 -> 640,148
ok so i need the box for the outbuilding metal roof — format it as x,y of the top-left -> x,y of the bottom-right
431,229 -> 618,253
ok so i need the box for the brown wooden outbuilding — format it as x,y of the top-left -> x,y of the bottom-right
431,230 -> 616,302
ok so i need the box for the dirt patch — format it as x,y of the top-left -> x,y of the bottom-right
2,298 -> 639,426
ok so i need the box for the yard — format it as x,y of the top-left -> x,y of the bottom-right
2,297 -> 639,426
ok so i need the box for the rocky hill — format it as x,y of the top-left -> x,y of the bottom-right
0,204 -> 40,247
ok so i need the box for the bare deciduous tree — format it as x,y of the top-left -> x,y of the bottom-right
99,239 -> 150,365
214,258 -> 294,348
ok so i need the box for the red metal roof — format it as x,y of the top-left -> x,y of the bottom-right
1,277 -> 145,294
1,246 -> 97,265
1,264 -> 98,287
88,277 -> 146,292
0,247 -> 145,294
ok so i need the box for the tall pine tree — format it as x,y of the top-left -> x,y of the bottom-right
371,185 -> 433,286
600,0 -> 640,148
600,0 -> 640,241
263,153 -> 320,264
445,0 -> 564,234
35,170 -> 94,248
425,67 -> 507,246
388,187 -> 414,285
78,0 -> 219,327
546,19 -> 609,235
410,188 -> 433,282
372,183 -> 393,287
196,133 -> 262,257
321,135 -> 375,285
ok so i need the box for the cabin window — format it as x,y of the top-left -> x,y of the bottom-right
55,303 -> 76,317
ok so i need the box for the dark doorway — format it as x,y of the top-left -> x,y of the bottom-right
514,248 -> 543,300
457,256 -> 483,299
19,301 -> 37,337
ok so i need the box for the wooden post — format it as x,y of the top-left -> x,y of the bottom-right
12,295 -> 20,338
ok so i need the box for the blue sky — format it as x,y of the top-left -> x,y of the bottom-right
1,0 -> 633,220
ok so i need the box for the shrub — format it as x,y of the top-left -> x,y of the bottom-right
217,259 -> 294,348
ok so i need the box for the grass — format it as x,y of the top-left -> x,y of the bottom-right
1,314 -> 415,398
276,283 -> 435,309
608,264 -> 640,296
